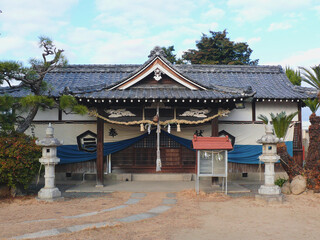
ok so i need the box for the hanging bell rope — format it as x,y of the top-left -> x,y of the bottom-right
88,109 -> 230,126
140,107 -> 145,131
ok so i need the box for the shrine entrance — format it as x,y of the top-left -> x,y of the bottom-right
111,131 -> 196,173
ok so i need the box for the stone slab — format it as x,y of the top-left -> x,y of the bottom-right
13,222 -> 115,239
162,199 -> 177,205
63,211 -> 99,219
23,218 -> 58,223
148,206 -> 171,214
166,193 -> 176,198
125,198 -> 140,205
14,229 -> 61,239
56,228 -> 72,234
100,205 -> 127,212
131,193 -> 147,198
117,213 -> 156,223
66,221 -> 112,232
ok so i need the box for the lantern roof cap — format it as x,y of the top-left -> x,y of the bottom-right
36,123 -> 63,147
257,124 -> 282,144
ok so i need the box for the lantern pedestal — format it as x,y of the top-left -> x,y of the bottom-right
258,158 -> 281,195
36,124 -> 63,202
37,158 -> 62,201
38,187 -> 62,200
255,124 -> 283,203
258,185 -> 281,195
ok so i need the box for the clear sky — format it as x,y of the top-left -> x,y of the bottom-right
0,0 -> 320,123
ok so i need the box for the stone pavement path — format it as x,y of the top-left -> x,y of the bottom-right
11,192 -> 177,240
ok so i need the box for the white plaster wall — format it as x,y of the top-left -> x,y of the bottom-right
256,102 -> 298,121
62,111 -> 96,121
21,109 -> 59,121
219,103 -> 252,121
219,123 -> 264,145
31,109 -> 95,121
219,123 -> 294,144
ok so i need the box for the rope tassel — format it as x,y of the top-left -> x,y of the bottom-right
156,158 -> 162,172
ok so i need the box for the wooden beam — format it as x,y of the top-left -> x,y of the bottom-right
96,115 -> 104,186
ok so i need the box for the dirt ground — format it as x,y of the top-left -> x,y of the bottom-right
1,190 -> 320,240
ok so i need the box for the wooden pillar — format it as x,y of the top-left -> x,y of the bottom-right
96,116 -> 104,186
252,101 -> 256,122
211,109 -> 219,137
293,102 -> 303,166
211,109 -> 219,185
58,109 -> 62,121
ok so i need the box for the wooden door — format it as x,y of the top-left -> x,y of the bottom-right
111,131 -> 196,173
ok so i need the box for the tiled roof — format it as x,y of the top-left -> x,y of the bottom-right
0,47 -> 316,100
192,135 -> 233,150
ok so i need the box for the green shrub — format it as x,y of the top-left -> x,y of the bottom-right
275,177 -> 287,187
0,133 -> 41,190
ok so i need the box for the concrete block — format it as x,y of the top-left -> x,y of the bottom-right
132,173 -> 192,181
122,174 -> 132,181
183,174 -> 192,181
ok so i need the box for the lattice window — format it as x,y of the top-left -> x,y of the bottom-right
134,131 -> 180,148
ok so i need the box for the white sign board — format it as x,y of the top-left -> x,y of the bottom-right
198,150 -> 228,177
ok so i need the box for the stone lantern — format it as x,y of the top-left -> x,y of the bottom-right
256,124 -> 283,202
36,123 -> 63,201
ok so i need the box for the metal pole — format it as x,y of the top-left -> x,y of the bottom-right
156,103 -> 161,172
196,151 -> 200,194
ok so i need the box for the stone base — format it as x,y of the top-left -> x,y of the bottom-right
258,185 -> 281,195
36,196 -> 64,202
255,194 -> 284,203
37,187 -> 62,201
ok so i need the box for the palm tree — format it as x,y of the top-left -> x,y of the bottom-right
300,65 -> 320,89
285,66 -> 301,86
303,98 -> 319,115
258,111 -> 301,180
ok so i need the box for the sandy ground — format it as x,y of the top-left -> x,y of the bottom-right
1,190 -> 320,240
